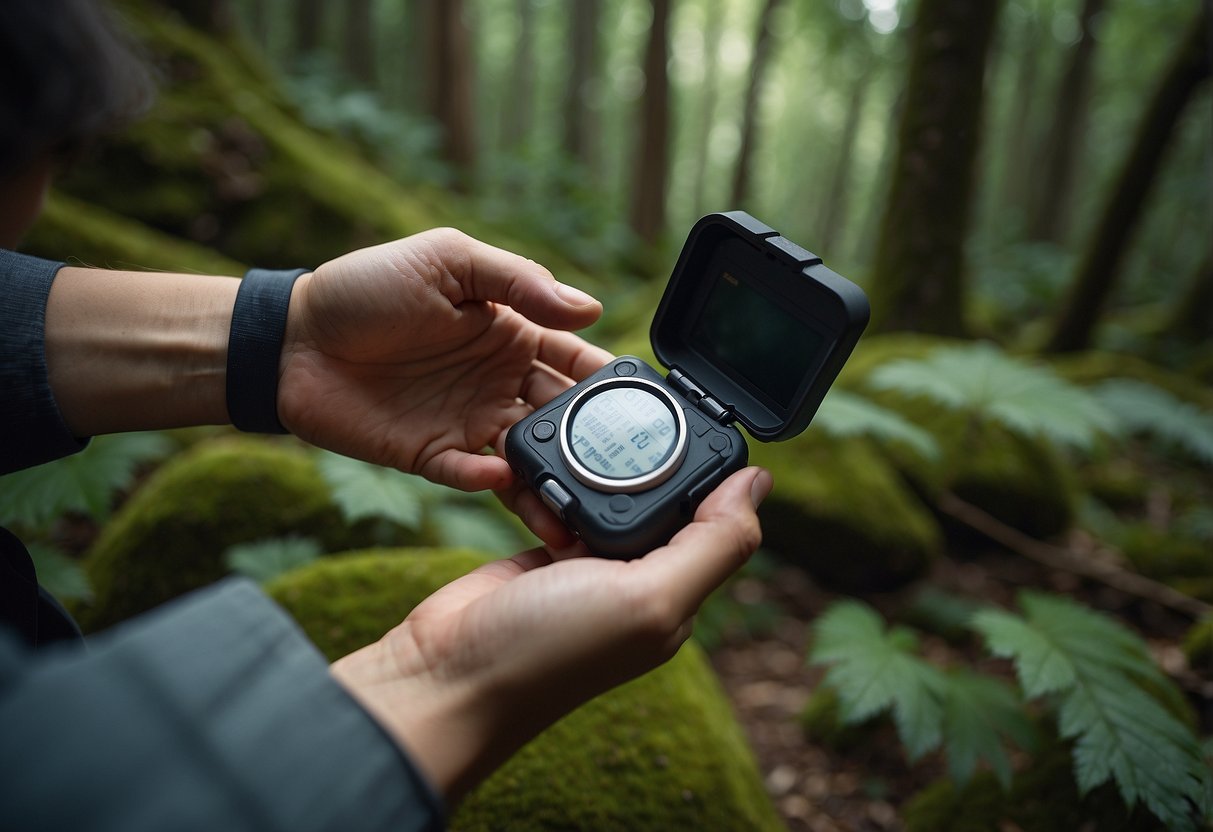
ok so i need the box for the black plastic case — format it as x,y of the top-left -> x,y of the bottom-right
505,212 -> 870,558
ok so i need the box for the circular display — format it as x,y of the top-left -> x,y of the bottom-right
559,378 -> 688,493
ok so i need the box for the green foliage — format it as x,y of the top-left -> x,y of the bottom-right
0,432 -> 172,530
868,343 -> 1118,451
973,592 -> 1212,830
692,552 -> 782,651
1181,617 -> 1213,670
809,601 -> 1031,786
314,451 -> 425,530
812,388 -> 940,459
224,536 -> 322,583
26,543 -> 92,602
1092,379 -> 1213,466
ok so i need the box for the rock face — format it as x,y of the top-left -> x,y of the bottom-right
267,550 -> 786,832
78,438 -> 360,632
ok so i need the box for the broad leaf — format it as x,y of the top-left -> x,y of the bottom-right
941,670 -> 1035,789
26,542 -> 93,602
1093,379 -> 1213,466
428,503 -> 533,556
224,536 -> 322,583
813,389 -> 940,459
0,432 -> 173,529
315,451 -> 424,529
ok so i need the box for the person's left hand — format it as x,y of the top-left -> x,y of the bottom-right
277,229 -> 613,533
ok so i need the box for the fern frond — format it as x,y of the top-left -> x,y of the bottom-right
0,432 -> 172,529
26,542 -> 93,602
1093,379 -> 1213,466
941,670 -> 1036,788
224,536 -> 322,583
973,592 -> 1212,829
868,343 -> 1118,450
814,389 -> 940,459
314,451 -> 425,529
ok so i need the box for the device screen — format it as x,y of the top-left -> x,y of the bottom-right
568,386 -> 679,479
689,269 -> 823,409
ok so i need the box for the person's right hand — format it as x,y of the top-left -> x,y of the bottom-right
329,466 -> 773,804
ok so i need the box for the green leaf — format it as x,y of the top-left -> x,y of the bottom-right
813,389 -> 940,459
428,503 -> 531,556
810,602 -> 946,760
315,451 -> 424,529
973,591 -> 1213,829
26,542 -> 93,602
224,536 -> 322,583
868,343 -> 1118,450
0,432 -> 172,529
1093,379 -> 1213,466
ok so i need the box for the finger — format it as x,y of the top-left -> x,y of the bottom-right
420,229 -> 602,331
419,448 -> 516,492
494,480 -> 578,549
519,361 -> 576,410
636,467 -> 773,620
535,329 -> 614,382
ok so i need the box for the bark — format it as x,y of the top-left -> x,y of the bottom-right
868,0 -> 1002,335
629,0 -> 673,248
690,0 -> 725,217
995,13 -> 1043,222
729,0 -> 784,207
562,0 -> 601,174
501,0 -> 536,151
294,0 -> 324,53
1044,3 -> 1211,353
815,69 -> 869,253
342,0 -> 377,88
1166,253 -> 1213,344
424,0 -> 477,185
1027,0 -> 1106,243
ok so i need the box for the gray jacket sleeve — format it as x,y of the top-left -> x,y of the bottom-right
0,578 -> 445,832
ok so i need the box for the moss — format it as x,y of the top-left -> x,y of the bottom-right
1081,458 -> 1152,509
1182,617 -> 1213,671
267,550 -> 784,831
751,433 -> 941,591
1117,522 -> 1213,582
77,438 -> 384,632
902,740 -> 1165,832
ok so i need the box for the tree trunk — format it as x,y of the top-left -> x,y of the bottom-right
1166,252 -> 1213,344
399,0 -> 427,111
163,0 -> 235,33
629,0 -> 673,249
424,0 -> 477,186
995,12 -> 1043,224
562,0 -> 601,174
294,0 -> 324,53
1027,0 -> 1106,243
868,0 -> 1002,336
501,0 -> 536,152
690,0 -> 726,217
343,0 -> 377,88
1044,3 -> 1211,354
815,69 -> 869,253
729,0 -> 784,207
245,0 -> 269,47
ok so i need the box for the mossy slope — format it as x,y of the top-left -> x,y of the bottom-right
267,550 -> 785,831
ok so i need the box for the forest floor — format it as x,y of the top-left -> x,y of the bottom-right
708,548 -> 1208,832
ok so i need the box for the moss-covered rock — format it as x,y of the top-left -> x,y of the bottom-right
267,550 -> 785,831
751,433 -> 941,591
1182,617 -> 1213,671
77,438 -> 379,632
902,740 -> 1164,832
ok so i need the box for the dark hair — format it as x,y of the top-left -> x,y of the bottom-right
0,0 -> 154,181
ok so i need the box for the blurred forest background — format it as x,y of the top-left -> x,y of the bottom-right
8,0 -> 1213,830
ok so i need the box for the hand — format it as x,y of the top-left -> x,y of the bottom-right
278,228 -> 613,494
329,467 -> 773,804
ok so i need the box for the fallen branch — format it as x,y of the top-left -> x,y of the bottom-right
937,492 -> 1212,621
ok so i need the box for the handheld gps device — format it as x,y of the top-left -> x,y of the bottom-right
505,212 -> 869,558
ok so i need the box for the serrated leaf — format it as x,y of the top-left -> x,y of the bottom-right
0,432 -> 172,529
941,671 -> 1034,788
25,542 -> 93,602
971,609 -> 1077,697
315,451 -> 424,529
224,536 -> 322,583
868,343 -> 1118,450
1093,379 -> 1213,466
813,389 -> 940,459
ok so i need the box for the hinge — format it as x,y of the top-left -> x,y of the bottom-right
667,368 -> 733,425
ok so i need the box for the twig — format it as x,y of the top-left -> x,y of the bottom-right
937,491 -> 1213,621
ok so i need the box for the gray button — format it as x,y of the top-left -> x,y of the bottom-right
708,434 -> 729,453
614,360 -> 637,376
539,479 -> 576,519
532,420 -> 556,441
609,494 -> 634,514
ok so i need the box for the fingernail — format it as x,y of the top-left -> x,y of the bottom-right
554,282 -> 597,307
750,468 -> 773,508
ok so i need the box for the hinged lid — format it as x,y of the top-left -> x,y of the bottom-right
650,212 -> 870,442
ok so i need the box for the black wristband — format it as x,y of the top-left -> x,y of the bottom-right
226,267 -> 309,434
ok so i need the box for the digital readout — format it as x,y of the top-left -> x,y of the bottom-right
568,386 -> 678,479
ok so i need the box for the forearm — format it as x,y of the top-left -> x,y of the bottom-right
44,266 -> 241,436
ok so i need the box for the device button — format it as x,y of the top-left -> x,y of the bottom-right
614,360 -> 637,377
609,495 -> 633,514
687,410 -> 712,437
538,479 -> 576,520
532,420 -> 556,442
708,433 -> 730,453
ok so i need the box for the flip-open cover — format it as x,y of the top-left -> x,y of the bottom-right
649,211 -> 869,442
